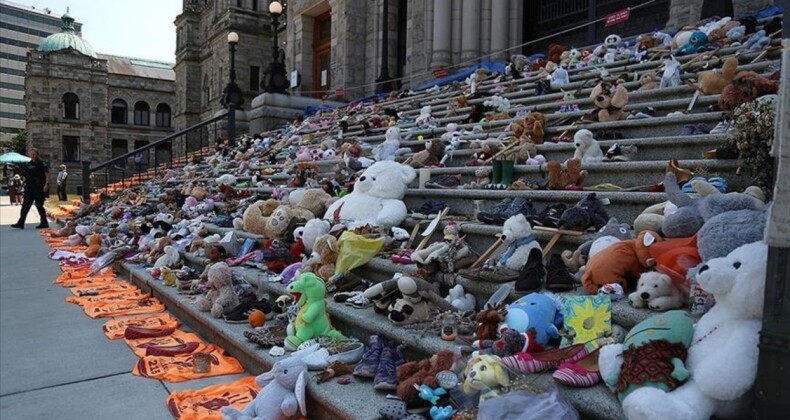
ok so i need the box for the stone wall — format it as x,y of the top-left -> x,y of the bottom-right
667,0 -> 780,29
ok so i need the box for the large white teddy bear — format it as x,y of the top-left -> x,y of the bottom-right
614,241 -> 767,420
323,161 -> 416,229
572,129 -> 604,163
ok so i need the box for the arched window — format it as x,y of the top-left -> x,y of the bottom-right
203,74 -> 210,106
155,103 -> 172,128
111,99 -> 128,124
134,101 -> 150,126
62,92 -> 79,120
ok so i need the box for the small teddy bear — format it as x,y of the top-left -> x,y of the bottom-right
409,139 -> 445,169
638,72 -> 659,91
629,271 -> 685,311
547,159 -> 587,190
463,167 -> 492,189
590,79 -> 629,122
572,129 -> 604,163
301,234 -> 338,282
195,262 -> 239,318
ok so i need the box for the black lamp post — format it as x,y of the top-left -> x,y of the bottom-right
221,32 -> 244,145
264,1 -> 289,94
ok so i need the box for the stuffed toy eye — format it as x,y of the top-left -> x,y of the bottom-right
619,227 -> 628,234
733,262 -> 741,269
480,365 -> 488,371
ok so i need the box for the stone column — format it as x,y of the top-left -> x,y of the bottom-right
508,0 -> 522,56
451,0 -> 462,64
460,0 -> 480,62
480,0 -> 491,59
490,0 -> 509,60
431,0 -> 451,68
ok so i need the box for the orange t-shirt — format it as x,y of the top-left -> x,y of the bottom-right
124,329 -> 206,358
83,296 -> 165,319
65,290 -> 147,306
70,282 -> 137,296
133,344 -> 245,382
103,313 -> 180,340
166,376 -> 260,420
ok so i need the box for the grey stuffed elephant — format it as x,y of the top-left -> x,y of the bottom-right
222,356 -> 307,420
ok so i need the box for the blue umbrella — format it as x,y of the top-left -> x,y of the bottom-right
0,152 -> 30,163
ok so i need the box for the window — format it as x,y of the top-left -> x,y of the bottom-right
236,0 -> 243,7
62,92 -> 79,120
111,139 -> 127,158
62,136 -> 80,162
155,103 -> 171,127
134,101 -> 150,126
133,140 -> 149,166
111,99 -> 128,124
252,0 -> 257,11
250,65 -> 260,91
203,74 -> 210,106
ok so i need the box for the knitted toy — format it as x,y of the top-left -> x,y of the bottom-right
222,356 -> 307,420
629,271 -> 685,311
619,242 -> 767,420
590,80 -> 629,122
598,310 -> 694,407
581,230 -> 660,294
547,159 -> 587,190
572,129 -> 604,163
285,272 -> 345,350
560,193 -> 609,231
409,140 -> 445,169
195,262 -> 239,318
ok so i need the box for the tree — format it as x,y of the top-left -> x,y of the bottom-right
10,130 -> 26,155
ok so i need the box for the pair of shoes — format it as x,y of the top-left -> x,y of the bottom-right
484,160 -> 515,190
530,204 -> 567,228
353,336 -> 405,391
666,159 -> 694,185
412,200 -> 448,216
477,197 -> 535,225
515,248 -> 545,294
552,347 -> 602,387
303,341 -> 365,370
345,293 -> 371,309
223,296 -> 272,323
545,254 -> 577,291
10,223 -> 23,229
425,174 -> 462,189
501,342 -> 591,374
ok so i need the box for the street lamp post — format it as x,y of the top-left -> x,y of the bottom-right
222,32 -> 244,146
264,1 -> 289,94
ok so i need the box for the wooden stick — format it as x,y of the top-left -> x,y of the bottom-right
472,237 -> 503,268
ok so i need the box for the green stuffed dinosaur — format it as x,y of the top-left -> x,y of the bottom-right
285,272 -> 345,351
598,310 -> 694,403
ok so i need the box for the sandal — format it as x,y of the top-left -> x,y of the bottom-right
552,348 -> 602,387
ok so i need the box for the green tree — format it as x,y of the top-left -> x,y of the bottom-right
10,130 -> 26,155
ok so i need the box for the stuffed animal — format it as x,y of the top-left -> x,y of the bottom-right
463,355 -> 510,402
499,292 -> 563,350
629,271 -> 685,311
697,56 -> 739,95
547,43 -> 565,64
242,199 -> 279,236
288,188 -> 333,219
598,310 -> 694,408
660,55 -> 682,88
323,161 -> 416,228
153,245 -> 181,269
483,214 -> 542,271
619,242 -> 767,420
84,234 -> 102,258
410,139 -> 445,169
284,272 -> 344,350
301,234 -> 338,282
674,31 -> 707,56
638,72 -> 659,91
581,230 -> 660,294
397,350 -> 456,402
551,64 -> 570,89
560,193 -> 609,231
195,262 -> 239,318
463,166 -> 491,189
547,159 -> 587,190
301,218 -> 331,252
160,266 -> 177,287
215,174 -> 237,186
415,105 -> 436,128
562,217 -> 634,272
445,285 -> 476,312
742,29 -> 771,51
374,127 -> 411,162
222,356 -> 307,420
265,206 -> 296,240
697,208 -> 767,262
590,80 -> 629,122
718,74 -> 780,111
572,129 -> 604,163
410,223 -> 472,274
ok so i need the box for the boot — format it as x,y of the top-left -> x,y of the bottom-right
485,160 -> 502,190
545,254 -> 576,291
353,335 -> 384,378
498,159 -> 515,189
373,345 -> 404,391
515,248 -> 545,294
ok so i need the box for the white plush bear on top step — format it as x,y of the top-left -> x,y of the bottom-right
620,241 -> 767,420
572,129 -> 604,163
323,161 -> 416,229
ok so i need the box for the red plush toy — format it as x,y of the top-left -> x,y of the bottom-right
547,43 -> 566,64
581,231 -> 660,293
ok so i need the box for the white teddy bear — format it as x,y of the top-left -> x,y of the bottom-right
415,105 -> 436,128
572,129 -> 604,163
373,127 -> 411,162
301,218 -> 330,252
154,245 -> 181,269
485,214 -> 542,271
445,284 -> 476,312
323,161 -> 416,229
629,271 -> 685,311
618,241 -> 768,420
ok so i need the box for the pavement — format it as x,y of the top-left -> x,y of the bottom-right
0,196 -> 246,419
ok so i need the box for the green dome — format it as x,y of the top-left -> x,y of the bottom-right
37,12 -> 97,58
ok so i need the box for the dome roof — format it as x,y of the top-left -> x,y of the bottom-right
37,12 -> 97,58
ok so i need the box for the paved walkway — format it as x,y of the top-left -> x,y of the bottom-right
0,197 -> 244,419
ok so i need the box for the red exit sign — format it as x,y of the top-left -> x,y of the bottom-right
433,68 -> 450,78
605,8 -> 630,27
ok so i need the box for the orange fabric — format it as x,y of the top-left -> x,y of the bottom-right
59,277 -> 119,289
70,282 -> 137,296
581,231 -> 660,293
124,330 -> 207,358
133,344 -> 244,382
650,235 -> 701,292
166,376 -> 260,420
103,313 -> 180,340
82,296 -> 165,319
54,268 -> 115,284
65,290 -> 147,306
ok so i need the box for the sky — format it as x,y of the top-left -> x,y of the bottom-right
26,0 -> 182,63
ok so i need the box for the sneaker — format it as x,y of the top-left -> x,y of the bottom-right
412,200 -> 448,216
515,248 -> 545,294
345,293 -> 371,309
709,120 -> 732,134
373,345 -> 404,391
545,254 -> 576,291
503,197 -> 536,224
531,204 -> 567,228
354,336 -> 384,378
425,174 -> 462,189
477,198 -> 513,224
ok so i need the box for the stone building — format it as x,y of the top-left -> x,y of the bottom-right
25,12 -> 175,192
173,0 -> 273,130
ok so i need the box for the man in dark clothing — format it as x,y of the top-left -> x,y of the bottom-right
11,149 -> 49,229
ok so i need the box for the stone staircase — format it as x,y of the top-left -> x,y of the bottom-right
105,32 -> 784,419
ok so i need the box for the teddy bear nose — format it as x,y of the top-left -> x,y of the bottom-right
469,371 -> 476,378
641,292 -> 650,300
698,264 -> 709,275
500,235 -> 507,241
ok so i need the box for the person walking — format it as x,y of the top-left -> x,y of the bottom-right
56,164 -> 68,201
11,149 -> 49,229
6,174 -> 22,205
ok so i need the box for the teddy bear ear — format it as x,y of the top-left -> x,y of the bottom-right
400,164 -> 417,183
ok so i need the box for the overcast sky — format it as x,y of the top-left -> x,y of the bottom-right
26,0 -> 181,63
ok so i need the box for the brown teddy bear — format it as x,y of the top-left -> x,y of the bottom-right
301,234 -> 338,282
195,262 -> 239,318
190,185 -> 209,201
522,112 -> 546,144
396,350 -> 456,402
53,220 -> 77,237
242,199 -> 280,236
638,72 -> 659,91
547,159 -> 587,190
264,206 -> 296,240
466,141 -> 500,166
698,56 -> 738,95
590,79 -> 629,122
547,43 -> 565,64
289,188 -> 332,220
410,139 -> 446,168
718,73 -> 780,110
218,183 -> 236,199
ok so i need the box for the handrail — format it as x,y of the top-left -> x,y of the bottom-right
90,111 -> 228,173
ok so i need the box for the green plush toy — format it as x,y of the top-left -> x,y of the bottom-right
285,272 -> 344,350
598,310 -> 694,402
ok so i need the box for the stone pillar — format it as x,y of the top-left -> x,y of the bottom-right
460,0 -> 480,62
508,0 -> 522,56
451,0 -> 462,65
480,0 -> 491,59
431,0 -> 452,68
490,0 -> 509,60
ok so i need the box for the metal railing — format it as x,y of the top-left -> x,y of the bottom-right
81,111 -> 229,201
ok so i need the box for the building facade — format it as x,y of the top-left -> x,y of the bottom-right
0,0 -> 83,146
25,12 -> 175,191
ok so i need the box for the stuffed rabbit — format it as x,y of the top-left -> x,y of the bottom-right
222,356 -> 307,420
